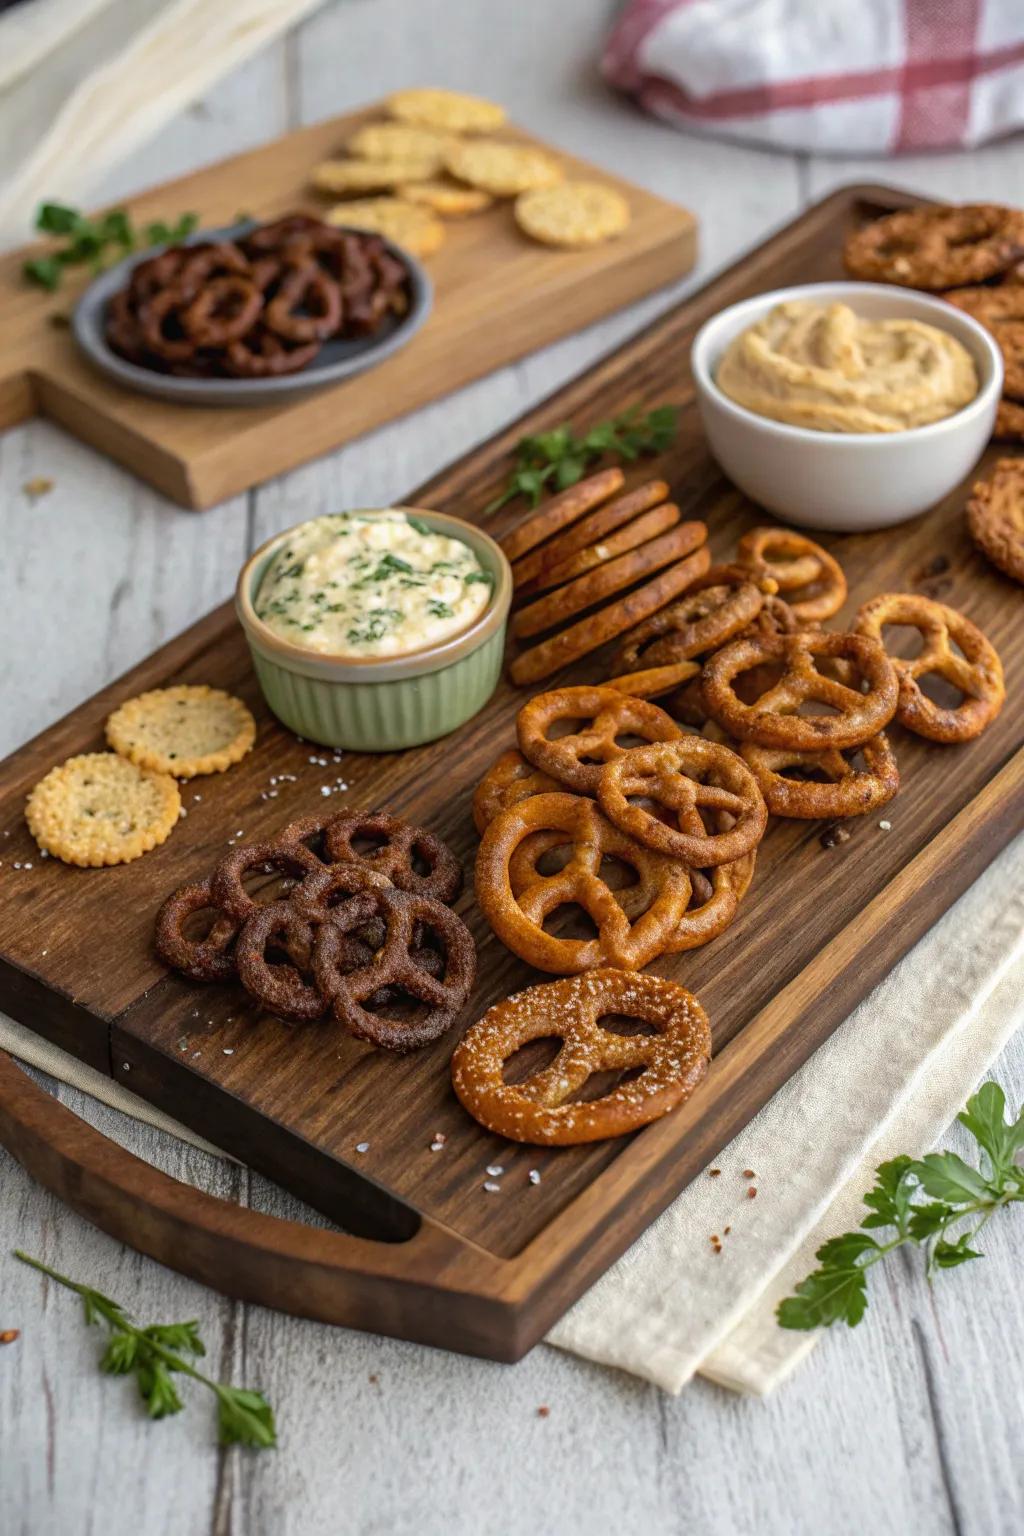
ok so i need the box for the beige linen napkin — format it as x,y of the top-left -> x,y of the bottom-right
3,833 -> 1022,1395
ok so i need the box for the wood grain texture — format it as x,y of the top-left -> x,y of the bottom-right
0,109 -> 696,509
1,186 -> 1021,1364
4,6 -> 1024,1531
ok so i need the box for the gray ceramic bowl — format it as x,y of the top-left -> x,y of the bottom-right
72,221 -> 432,407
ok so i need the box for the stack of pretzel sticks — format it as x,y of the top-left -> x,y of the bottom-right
502,468 -> 713,685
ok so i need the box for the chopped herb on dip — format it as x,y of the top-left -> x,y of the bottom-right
255,511 -> 492,657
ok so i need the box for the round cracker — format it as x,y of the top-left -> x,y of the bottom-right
26,753 -> 181,867
348,121 -> 456,162
398,179 -> 493,216
515,181 -> 630,248
106,686 -> 255,779
386,88 -> 505,134
312,155 -> 441,194
325,197 -> 445,257
445,139 -> 563,197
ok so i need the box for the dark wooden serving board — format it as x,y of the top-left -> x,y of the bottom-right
1,185 -> 1022,1362
0,105 -> 695,510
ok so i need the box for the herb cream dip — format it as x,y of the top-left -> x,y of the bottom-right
255,510 -> 493,658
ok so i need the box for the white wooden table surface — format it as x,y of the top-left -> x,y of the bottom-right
3,4 -> 1023,1532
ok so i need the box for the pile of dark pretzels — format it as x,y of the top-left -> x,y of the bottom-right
155,810 -> 476,1052
105,214 -> 411,379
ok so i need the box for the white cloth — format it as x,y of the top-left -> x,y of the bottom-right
0,0 -> 328,247
5,833 -> 1022,1395
603,0 -> 1024,156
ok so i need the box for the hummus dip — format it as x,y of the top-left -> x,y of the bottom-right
715,301 -> 978,434
255,510 -> 492,657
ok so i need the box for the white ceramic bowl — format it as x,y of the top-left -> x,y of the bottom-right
691,281 -> 1002,533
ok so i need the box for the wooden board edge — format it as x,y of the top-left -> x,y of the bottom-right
0,1051 -> 527,1360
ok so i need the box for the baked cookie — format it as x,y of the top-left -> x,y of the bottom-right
965,457 -> 1024,583
326,197 -> 445,257
445,139 -> 563,197
106,685 -> 256,778
515,181 -> 630,248
26,753 -> 180,867
386,88 -> 505,134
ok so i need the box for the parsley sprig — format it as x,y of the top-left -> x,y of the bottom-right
24,202 -> 199,292
777,1082 -> 1024,1331
485,406 -> 679,514
14,1251 -> 276,1449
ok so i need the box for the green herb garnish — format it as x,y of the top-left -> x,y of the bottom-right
464,569 -> 495,586
23,203 -> 199,291
427,600 -> 454,619
346,608 -> 402,645
777,1081 -> 1024,1332
406,515 -> 433,536
485,406 -> 679,514
13,1251 -> 276,1449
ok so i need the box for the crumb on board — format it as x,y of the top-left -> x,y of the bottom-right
23,477 -> 54,500
0,1329 -> 19,1345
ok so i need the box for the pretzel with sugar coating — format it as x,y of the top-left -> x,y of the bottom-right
517,685 -> 682,793
475,792 -> 691,973
854,593 -> 1004,743
597,738 -> 767,866
451,970 -> 711,1145
740,734 -> 899,818
155,878 -> 240,982
702,630 -> 898,750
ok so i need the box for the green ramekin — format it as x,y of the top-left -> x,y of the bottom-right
236,508 -> 512,752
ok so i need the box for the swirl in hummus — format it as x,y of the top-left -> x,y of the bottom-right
715,301 -> 979,434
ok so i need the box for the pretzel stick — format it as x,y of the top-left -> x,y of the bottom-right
499,467 -> 625,563
513,520 -> 707,639
522,502 -> 681,596
512,479 -> 670,589
510,544 -> 712,687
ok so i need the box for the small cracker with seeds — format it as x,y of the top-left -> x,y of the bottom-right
349,121 -> 457,163
106,686 -> 256,779
26,753 -> 181,867
445,139 -> 563,198
398,179 -> 493,216
312,156 -> 442,195
386,88 -> 505,134
326,197 -> 445,257
515,181 -> 630,248
965,457 -> 1024,584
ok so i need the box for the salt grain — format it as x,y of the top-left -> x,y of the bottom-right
483,1181 -> 501,1194
528,1170 -> 541,1186
486,1164 -> 504,1177
355,1142 -> 370,1154
879,819 -> 892,831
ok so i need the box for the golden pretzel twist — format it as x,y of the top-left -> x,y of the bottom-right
451,970 -> 711,1145
740,735 -> 900,818
701,630 -> 898,750
596,738 -> 767,866
516,685 -> 681,793
854,593 -> 1004,742
475,792 -> 691,973
736,527 -> 847,623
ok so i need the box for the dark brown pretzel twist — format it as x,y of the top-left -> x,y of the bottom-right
323,811 -> 463,902
313,886 -> 475,1051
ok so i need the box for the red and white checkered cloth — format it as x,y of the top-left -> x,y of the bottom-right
603,0 -> 1024,154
